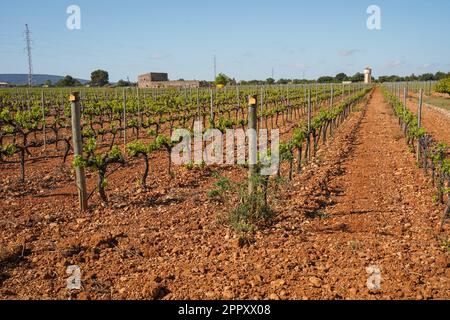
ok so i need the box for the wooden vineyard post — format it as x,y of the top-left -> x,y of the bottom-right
41,90 -> 46,151
210,89 -> 214,127
260,86 -> 264,129
417,89 -> 423,162
196,87 -> 200,121
248,95 -> 258,196
307,89 -> 312,131
123,89 -> 127,150
237,85 -> 240,109
403,86 -> 407,113
330,84 -> 334,110
307,89 -> 312,161
136,87 -> 141,139
26,89 -> 30,110
70,92 -> 88,212
315,84 -> 318,111
403,86 -> 407,131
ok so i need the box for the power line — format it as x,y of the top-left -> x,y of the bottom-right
25,24 -> 33,87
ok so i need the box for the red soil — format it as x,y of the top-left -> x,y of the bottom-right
0,88 -> 448,300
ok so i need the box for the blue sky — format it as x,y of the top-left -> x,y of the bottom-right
1,0 -> 449,82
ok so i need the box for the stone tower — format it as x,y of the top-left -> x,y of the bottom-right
364,67 -> 372,84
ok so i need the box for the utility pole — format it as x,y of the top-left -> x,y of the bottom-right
25,24 -> 33,87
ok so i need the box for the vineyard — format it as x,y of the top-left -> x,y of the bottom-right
382,84 -> 450,227
0,84 -> 366,201
0,83 -> 449,300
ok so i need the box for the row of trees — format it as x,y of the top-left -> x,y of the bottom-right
317,73 -> 366,83
215,73 -> 345,86
378,72 -> 450,83
242,78 -> 317,85
39,70 -> 450,88
44,69 -> 110,88
213,72 -> 366,86
50,76 -> 83,87
215,71 -> 450,86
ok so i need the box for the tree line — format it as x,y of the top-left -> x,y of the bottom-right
43,70 -> 114,88
377,72 -> 450,83
215,71 -> 450,86
31,69 -> 450,88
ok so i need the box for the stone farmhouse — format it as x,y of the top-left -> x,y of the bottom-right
138,73 -> 201,89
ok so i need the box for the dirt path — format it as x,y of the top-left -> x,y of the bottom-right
293,87 -> 449,299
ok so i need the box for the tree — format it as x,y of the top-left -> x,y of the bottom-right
335,73 -> 348,82
266,78 -> 275,85
44,80 -> 53,87
91,69 -> 109,87
215,73 -> 230,86
276,79 -> 290,85
317,76 -> 334,83
435,72 -> 447,81
292,79 -> 313,84
245,80 -> 265,85
419,73 -> 434,81
351,73 -> 364,82
116,79 -> 130,87
56,75 -> 82,87
378,75 -> 402,83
